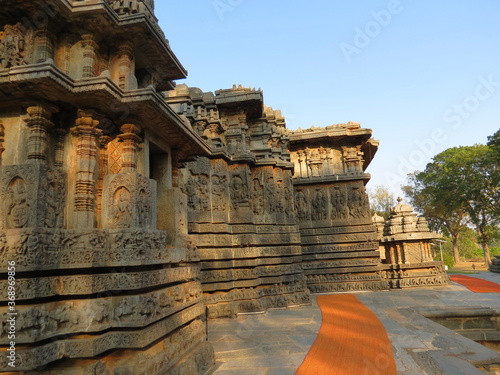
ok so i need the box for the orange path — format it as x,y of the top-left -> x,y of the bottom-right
296,294 -> 397,375
450,275 -> 500,293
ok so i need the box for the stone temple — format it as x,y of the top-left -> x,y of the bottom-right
0,1 -> 448,373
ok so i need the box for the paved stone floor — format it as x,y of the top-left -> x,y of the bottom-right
208,272 -> 500,375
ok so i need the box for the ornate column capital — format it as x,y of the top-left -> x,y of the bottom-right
118,123 -> 142,173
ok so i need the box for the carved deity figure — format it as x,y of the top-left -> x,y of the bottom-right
311,189 -> 327,220
6,177 -> 29,229
45,183 -> 61,228
230,175 -> 248,208
111,187 -> 132,228
331,187 -> 344,219
211,174 -> 227,211
252,178 -> 264,215
196,175 -> 210,211
295,190 -> 309,221
0,23 -> 27,68
343,146 -> 363,174
137,189 -> 150,227
264,177 -> 277,213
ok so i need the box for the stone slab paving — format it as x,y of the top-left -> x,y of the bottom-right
208,271 -> 500,375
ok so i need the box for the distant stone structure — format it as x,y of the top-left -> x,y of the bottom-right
0,1 -> 448,374
166,85 -> 310,318
376,198 -> 450,288
289,124 -> 389,292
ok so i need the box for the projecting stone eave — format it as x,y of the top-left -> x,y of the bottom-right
288,123 -> 374,142
12,0 -> 188,90
362,138 -> 379,169
214,87 -> 264,118
292,172 -> 372,185
0,62 -> 210,159
381,232 -> 442,243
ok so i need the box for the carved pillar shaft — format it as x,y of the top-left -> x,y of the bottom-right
25,105 -> 56,164
0,121 -> 4,166
71,110 -> 102,228
117,42 -> 134,90
118,124 -> 141,173
54,128 -> 67,169
96,136 -> 112,227
81,34 -> 97,78
34,28 -> 54,63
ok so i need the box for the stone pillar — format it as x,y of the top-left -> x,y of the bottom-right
0,121 -> 4,166
34,28 -> 54,63
81,33 -> 97,78
71,110 -> 102,228
96,135 -> 112,227
54,128 -> 67,169
118,123 -> 141,173
24,104 -> 57,164
116,42 -> 134,90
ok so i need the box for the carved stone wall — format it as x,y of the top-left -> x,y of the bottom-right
0,1 -> 213,374
170,86 -> 310,318
378,199 -> 450,288
295,181 -> 389,292
289,125 -> 389,293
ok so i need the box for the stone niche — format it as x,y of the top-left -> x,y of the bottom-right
378,198 -> 450,288
0,164 -> 65,231
102,172 -> 157,229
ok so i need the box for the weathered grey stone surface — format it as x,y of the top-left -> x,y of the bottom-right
379,198 -> 450,288
0,1 -> 214,373
167,86 -> 311,318
289,123 -> 389,293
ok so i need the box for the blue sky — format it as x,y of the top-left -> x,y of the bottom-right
156,0 -> 500,198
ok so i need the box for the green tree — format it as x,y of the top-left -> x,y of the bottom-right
404,144 -> 499,265
403,171 -> 469,265
368,185 -> 396,219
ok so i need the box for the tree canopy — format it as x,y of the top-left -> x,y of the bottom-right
403,132 -> 500,265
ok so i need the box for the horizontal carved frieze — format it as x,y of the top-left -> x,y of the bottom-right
306,272 -> 384,283
197,245 -> 302,261
302,250 -> 381,262
206,292 -> 311,319
0,266 -> 199,301
300,232 -> 378,245
302,258 -> 381,270
308,281 -> 390,294
200,255 -> 303,270
194,232 -> 301,247
0,228 -> 189,272
300,224 -> 376,236
188,223 -> 300,234
202,274 -> 305,292
303,265 -> 383,275
389,275 -> 450,288
0,304 -> 205,372
204,279 -> 307,304
201,264 -> 304,283
0,281 -> 202,344
302,242 -> 379,254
